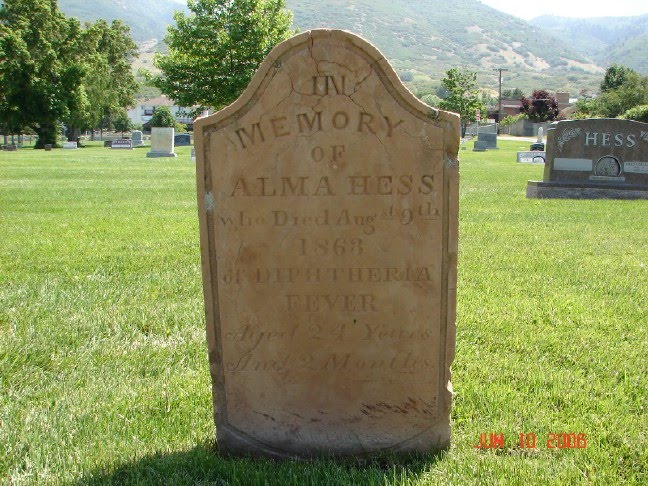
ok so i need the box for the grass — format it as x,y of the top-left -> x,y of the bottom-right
1,140 -> 646,484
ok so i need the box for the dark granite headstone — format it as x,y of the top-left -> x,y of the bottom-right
174,133 -> 191,146
527,119 -> 648,199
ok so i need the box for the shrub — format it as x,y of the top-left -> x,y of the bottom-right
621,104 -> 648,123
149,106 -> 176,127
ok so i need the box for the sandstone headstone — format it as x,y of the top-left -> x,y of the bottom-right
194,29 -> 460,458
527,118 -> 648,199
131,130 -> 144,147
147,127 -> 176,157
174,133 -> 192,146
111,139 -> 133,149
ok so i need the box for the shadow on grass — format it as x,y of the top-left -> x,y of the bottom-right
80,440 -> 444,485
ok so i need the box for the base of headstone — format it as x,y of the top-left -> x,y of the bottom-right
132,141 -> 144,147
146,151 -> 177,158
526,180 -> 648,199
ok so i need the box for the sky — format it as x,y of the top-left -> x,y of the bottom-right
480,0 -> 648,20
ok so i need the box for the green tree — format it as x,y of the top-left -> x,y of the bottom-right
0,1 -> 138,147
149,106 -> 176,128
502,87 -> 524,99
73,20 -> 139,138
113,110 -> 133,137
600,64 -> 635,93
520,89 -> 559,123
0,0 -> 86,147
438,67 -> 483,137
152,0 -> 294,111
596,71 -> 648,118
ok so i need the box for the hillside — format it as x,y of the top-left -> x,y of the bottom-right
55,0 -> 646,93
58,0 -> 186,42
286,0 -> 605,92
530,14 -> 648,74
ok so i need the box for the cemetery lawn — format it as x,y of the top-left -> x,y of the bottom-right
1,140 -> 646,484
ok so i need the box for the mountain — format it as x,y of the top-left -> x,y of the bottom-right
286,0 -> 604,92
58,0 -> 186,42
530,15 -> 648,74
55,0 -> 646,93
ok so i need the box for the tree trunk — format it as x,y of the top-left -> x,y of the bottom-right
66,127 -> 81,142
34,123 -> 59,149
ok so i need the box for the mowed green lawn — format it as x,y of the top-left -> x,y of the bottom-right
1,140 -> 646,484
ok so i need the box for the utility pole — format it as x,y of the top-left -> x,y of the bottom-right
493,68 -> 509,123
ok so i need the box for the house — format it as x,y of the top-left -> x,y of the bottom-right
487,98 -> 524,122
127,95 -> 194,129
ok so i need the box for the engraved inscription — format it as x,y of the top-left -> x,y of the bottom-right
233,109 -> 405,149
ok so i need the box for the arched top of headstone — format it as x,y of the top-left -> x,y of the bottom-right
196,29 -> 459,150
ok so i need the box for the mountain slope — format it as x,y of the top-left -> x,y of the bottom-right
58,0 -> 186,41
286,0 -> 602,91
55,0 -> 647,92
530,14 -> 648,73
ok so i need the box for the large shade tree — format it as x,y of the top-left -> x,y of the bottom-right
0,0 -> 85,147
0,0 -> 138,147
152,0 -> 294,112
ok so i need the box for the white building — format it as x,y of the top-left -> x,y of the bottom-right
127,95 -> 194,127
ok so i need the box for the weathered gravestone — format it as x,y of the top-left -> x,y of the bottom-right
131,130 -> 144,147
147,127 -> 176,157
174,133 -> 192,146
111,139 -> 133,149
63,141 -> 78,149
477,124 -> 497,149
527,118 -> 648,199
194,29 -> 460,458
473,141 -> 487,152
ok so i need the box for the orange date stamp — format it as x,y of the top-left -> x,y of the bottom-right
474,432 -> 588,449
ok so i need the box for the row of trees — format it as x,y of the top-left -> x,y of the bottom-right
575,65 -> 648,122
430,63 -> 648,136
0,0 -> 138,147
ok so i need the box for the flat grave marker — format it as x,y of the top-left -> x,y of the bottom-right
111,139 -> 133,149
